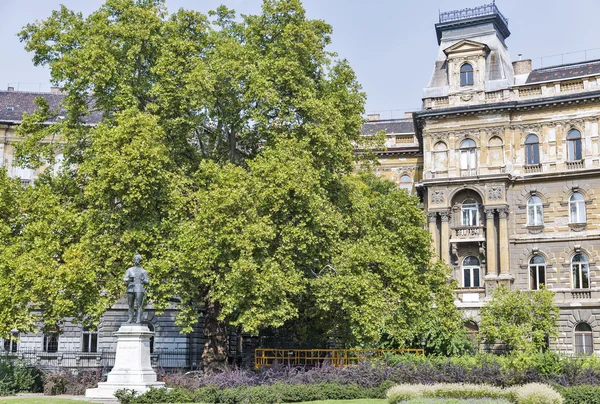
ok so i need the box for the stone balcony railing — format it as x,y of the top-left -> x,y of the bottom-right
452,226 -> 485,240
524,163 -> 542,174
566,160 -> 584,170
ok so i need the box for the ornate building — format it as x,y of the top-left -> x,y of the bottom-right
414,1 -> 600,354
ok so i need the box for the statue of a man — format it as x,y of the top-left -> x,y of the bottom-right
123,253 -> 149,324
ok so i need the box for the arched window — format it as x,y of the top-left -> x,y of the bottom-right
460,63 -> 474,86
567,129 -> 582,162
82,327 -> 98,353
464,321 -> 479,345
488,136 -> 504,166
433,141 -> 448,172
529,255 -> 546,290
460,139 -> 477,175
525,134 -> 540,165
461,198 -> 479,227
527,196 -> 543,226
462,256 -> 480,288
569,192 -> 586,224
575,322 -> 593,354
572,253 -> 590,289
399,175 -> 412,193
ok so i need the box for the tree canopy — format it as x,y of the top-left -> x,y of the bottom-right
7,0 -> 461,370
479,285 -> 559,353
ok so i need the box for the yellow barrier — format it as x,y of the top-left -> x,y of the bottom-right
254,348 -> 424,369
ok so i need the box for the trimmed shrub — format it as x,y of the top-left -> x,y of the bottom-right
558,385 -> 600,404
386,382 -> 562,404
510,383 -> 563,404
405,400 -> 510,404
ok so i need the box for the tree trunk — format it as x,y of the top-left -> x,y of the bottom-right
202,298 -> 229,373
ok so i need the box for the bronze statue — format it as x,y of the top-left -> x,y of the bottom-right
123,253 -> 149,324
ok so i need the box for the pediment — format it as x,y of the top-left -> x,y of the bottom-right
443,40 -> 490,56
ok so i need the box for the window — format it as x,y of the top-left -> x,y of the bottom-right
574,323 -> 593,354
567,129 -> 582,161
464,321 -> 479,345
399,175 -> 412,193
3,335 -> 18,353
462,256 -> 480,288
460,139 -> 477,175
82,327 -> 98,353
461,198 -> 479,227
529,255 -> 546,290
525,134 -> 540,165
569,192 -> 586,224
460,63 -> 474,86
572,254 -> 590,289
527,196 -> 543,226
43,333 -> 59,353
433,142 -> 448,171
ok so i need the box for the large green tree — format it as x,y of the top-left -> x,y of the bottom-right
8,0 -> 459,370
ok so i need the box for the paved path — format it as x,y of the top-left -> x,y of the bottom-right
0,393 -> 117,403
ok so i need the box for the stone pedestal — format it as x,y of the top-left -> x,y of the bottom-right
85,324 -> 165,401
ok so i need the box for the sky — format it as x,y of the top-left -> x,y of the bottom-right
1,0 -> 600,118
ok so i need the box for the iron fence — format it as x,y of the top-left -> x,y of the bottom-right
0,349 -> 199,371
439,2 -> 508,26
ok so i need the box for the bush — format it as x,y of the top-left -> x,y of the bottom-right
43,370 -> 105,395
0,358 -> 42,395
124,381 -> 391,403
404,400 -> 510,404
386,382 -> 562,404
557,385 -> 600,404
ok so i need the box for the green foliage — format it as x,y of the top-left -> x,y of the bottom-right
557,385 -> 600,404
124,382 -> 391,403
0,358 -> 42,396
10,0 -> 459,367
479,285 -> 559,353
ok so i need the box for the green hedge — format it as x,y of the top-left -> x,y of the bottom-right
116,381 -> 395,404
0,358 -> 42,396
557,386 -> 600,404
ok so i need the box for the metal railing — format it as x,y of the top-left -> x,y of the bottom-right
439,2 -> 508,26
0,349 -> 197,371
254,348 -> 424,369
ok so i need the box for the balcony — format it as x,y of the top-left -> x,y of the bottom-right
460,168 -> 478,177
524,163 -> 542,174
451,226 -> 485,242
566,160 -> 584,170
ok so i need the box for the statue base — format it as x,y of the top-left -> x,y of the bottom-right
85,324 -> 165,401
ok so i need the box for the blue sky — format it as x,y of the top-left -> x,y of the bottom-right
1,0 -> 600,117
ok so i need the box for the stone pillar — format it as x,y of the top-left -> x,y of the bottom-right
485,208 -> 497,276
440,211 -> 451,265
498,207 -> 510,275
428,212 -> 439,257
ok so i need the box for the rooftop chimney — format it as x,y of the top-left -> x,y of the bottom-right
404,112 -> 413,120
7,86 -> 14,92
50,86 -> 62,94
367,114 -> 380,122
513,59 -> 532,75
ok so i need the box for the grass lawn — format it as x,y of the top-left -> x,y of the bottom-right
297,401 -> 386,404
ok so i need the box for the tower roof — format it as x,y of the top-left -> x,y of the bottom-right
435,1 -> 510,45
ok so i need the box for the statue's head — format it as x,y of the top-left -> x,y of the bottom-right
133,253 -> 142,266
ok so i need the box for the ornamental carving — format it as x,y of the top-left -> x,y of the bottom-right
431,190 -> 445,205
488,187 -> 503,201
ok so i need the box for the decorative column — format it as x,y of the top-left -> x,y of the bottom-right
440,211 -> 451,265
428,212 -> 439,257
498,207 -> 511,276
485,208 -> 497,276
